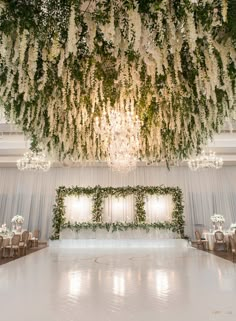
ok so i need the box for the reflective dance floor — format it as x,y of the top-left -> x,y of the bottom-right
0,244 -> 236,321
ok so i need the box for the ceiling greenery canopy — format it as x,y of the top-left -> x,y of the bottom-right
0,0 -> 236,164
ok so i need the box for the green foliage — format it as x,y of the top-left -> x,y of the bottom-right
137,0 -> 163,14
62,221 -> 175,233
228,0 -> 236,43
0,0 -> 235,164
51,185 -> 185,239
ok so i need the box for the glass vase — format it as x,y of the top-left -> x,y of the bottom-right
218,222 -> 223,231
16,223 -> 23,232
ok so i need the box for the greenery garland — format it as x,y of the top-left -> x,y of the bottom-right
62,221 -> 176,233
51,184 -> 185,239
0,1 -> 235,165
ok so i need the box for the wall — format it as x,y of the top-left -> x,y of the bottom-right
0,165 -> 235,240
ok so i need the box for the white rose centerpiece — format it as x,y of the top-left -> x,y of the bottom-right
0,223 -> 8,234
11,215 -> 24,224
230,223 -> 236,230
11,215 -> 24,232
211,214 -> 225,230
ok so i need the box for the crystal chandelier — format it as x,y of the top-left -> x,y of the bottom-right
95,110 -> 141,172
188,151 -> 223,171
17,151 -> 51,172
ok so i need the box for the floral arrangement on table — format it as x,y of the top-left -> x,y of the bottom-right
0,223 -> 8,234
210,214 -> 225,223
210,213 -> 225,230
0,1 -> 235,166
11,215 -> 24,224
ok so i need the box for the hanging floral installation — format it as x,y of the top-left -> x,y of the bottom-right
0,0 -> 236,164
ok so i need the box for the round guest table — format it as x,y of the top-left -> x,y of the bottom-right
202,231 -> 233,251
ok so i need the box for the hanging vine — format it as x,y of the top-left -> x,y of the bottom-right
0,0 -> 235,164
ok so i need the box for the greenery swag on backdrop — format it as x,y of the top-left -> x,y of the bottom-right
51,185 -> 185,239
0,0 -> 236,165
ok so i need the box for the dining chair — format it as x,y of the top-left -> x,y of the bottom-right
229,235 -> 236,262
2,237 -> 10,257
0,236 -> 3,259
31,229 -> 40,247
19,231 -> 29,255
195,230 -> 209,250
214,231 -> 227,251
4,234 -> 21,257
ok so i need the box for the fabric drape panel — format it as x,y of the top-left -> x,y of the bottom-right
103,195 -> 135,222
0,166 -> 235,240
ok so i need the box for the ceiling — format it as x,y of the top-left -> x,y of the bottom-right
1,119 -> 236,168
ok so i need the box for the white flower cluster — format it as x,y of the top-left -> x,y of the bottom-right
230,223 -> 236,229
211,214 -> 225,223
0,223 -> 7,233
11,215 -> 24,224
0,0 -> 235,163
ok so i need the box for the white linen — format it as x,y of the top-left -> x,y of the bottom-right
0,166 -> 236,240
64,195 -> 93,223
103,195 -> 135,222
1,231 -> 32,247
60,228 -> 179,240
202,231 -> 233,250
145,195 -> 173,223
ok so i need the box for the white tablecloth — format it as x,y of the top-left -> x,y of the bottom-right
60,228 -> 179,240
1,231 -> 32,247
202,231 -> 232,251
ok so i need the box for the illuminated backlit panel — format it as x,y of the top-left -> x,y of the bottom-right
103,196 -> 134,223
144,195 -> 174,223
64,196 -> 92,223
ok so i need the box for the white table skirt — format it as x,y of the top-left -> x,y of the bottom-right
60,228 -> 179,240
202,232 -> 232,251
1,231 -> 32,247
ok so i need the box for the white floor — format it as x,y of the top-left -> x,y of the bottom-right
0,245 -> 236,321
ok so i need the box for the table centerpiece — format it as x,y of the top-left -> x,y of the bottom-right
210,214 -> 225,230
0,223 -> 8,235
11,215 -> 24,232
230,223 -> 236,231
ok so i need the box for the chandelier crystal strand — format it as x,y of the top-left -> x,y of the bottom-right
17,151 -> 51,172
95,110 -> 141,172
188,151 -> 223,171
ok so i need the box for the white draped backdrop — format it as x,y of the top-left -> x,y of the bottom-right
0,166 -> 236,240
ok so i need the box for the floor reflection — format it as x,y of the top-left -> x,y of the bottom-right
113,271 -> 125,296
155,270 -> 170,296
1,247 -> 236,321
68,270 -> 91,298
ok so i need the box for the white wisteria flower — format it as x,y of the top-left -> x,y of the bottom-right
210,214 -> 225,223
0,0 -> 235,164
11,215 -> 24,224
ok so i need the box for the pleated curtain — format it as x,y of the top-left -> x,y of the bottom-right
0,166 -> 235,240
